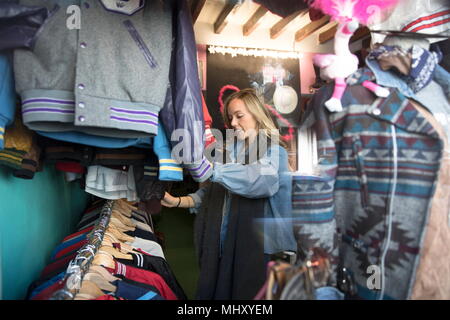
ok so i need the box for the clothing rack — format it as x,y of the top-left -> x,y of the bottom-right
50,200 -> 114,300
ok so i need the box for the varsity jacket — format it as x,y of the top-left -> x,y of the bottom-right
293,65 -> 447,299
13,0 -> 173,139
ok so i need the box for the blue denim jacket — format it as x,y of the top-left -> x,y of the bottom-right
190,139 -> 297,255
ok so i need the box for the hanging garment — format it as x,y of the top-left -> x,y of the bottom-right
105,262 -> 177,300
159,0 -> 211,183
12,136 -> 41,179
113,252 -> 187,300
85,165 -> 138,201
113,278 -> 163,300
253,0 -> 309,18
194,182 -> 266,300
12,0 -> 172,139
202,92 -> 216,149
126,237 -> 165,259
409,102 -> 450,300
0,2 -> 50,51
294,63 -> 448,299
152,123 -> 183,181
0,113 -> 34,170
133,162 -> 169,202
0,54 -> 16,148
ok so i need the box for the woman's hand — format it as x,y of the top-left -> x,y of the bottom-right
161,192 -> 180,208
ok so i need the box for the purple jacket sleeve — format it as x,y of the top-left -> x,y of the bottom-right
159,0 -> 212,182
0,2 -> 52,51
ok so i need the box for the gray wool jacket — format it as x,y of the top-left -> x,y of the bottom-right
14,0 -> 173,139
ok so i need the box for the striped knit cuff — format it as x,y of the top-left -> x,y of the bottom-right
13,158 -> 38,179
143,164 -> 159,179
158,158 -> 183,181
0,148 -> 26,170
0,117 -> 7,149
185,156 -> 213,183
0,126 -> 4,150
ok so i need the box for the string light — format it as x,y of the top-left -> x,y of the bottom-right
208,45 -> 303,60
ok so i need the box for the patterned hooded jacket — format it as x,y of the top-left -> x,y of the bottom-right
293,67 -> 445,299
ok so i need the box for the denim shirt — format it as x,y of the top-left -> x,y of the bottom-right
189,140 -> 297,255
365,58 -> 450,144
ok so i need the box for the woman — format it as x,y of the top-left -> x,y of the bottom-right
161,88 -> 297,300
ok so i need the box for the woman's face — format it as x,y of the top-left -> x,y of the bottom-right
227,98 -> 258,140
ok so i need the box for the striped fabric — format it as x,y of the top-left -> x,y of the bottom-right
401,9 -> 450,33
185,156 -> 213,183
110,106 -> 158,134
158,159 -> 183,174
22,97 -> 75,124
293,67 -> 444,300
0,148 -> 26,169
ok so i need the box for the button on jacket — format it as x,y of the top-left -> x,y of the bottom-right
14,0 -> 173,139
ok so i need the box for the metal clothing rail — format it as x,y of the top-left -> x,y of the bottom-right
50,200 -> 114,300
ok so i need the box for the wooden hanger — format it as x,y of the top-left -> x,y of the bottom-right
92,251 -> 115,269
117,198 -> 138,209
106,225 -> 135,243
88,265 -> 120,282
83,272 -> 117,293
101,235 -> 114,248
102,233 -> 135,254
112,203 -> 132,218
99,245 -> 133,260
74,280 -> 105,300
110,217 -> 135,232
116,200 -> 137,214
112,211 -> 135,227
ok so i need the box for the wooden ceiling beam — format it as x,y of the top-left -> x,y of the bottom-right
243,5 -> 268,36
318,24 -> 370,44
350,26 -> 370,43
189,0 -> 207,24
295,15 -> 330,42
270,9 -> 308,39
318,23 -> 338,44
214,3 -> 239,34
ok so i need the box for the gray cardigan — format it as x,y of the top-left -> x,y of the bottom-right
14,0 -> 173,138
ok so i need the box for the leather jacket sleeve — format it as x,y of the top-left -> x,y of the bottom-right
0,2 -> 52,50
159,0 -> 212,182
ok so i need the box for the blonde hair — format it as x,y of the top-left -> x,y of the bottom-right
223,88 -> 285,148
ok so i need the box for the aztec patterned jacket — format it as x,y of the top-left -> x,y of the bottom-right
293,66 -> 446,300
